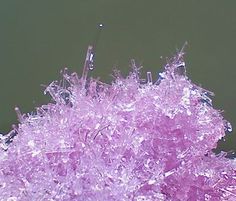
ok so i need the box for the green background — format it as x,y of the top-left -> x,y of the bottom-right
0,1 -> 235,154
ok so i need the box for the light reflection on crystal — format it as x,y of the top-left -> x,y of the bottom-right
146,71 -> 153,85
224,121 -> 233,132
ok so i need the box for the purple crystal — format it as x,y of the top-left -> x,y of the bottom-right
0,48 -> 235,200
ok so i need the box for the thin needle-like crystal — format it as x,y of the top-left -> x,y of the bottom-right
147,71 -> 153,85
81,23 -> 104,88
15,107 -> 23,123
81,45 -> 94,86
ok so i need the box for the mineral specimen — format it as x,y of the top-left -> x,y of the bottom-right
0,47 -> 235,200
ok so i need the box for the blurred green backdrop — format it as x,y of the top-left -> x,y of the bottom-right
0,0 -> 235,153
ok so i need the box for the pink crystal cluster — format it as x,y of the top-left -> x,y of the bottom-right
0,50 -> 236,200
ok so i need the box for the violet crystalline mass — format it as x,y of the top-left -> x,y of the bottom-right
0,49 -> 236,201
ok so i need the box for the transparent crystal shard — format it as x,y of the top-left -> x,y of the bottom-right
44,81 -> 72,105
174,61 -> 186,76
82,45 -> 94,83
130,59 -> 140,81
198,90 -> 214,107
4,130 -> 17,145
224,121 -> 233,132
0,133 -> 8,150
0,130 -> 17,151
146,71 -> 153,85
44,81 -> 59,102
15,107 -> 24,123
81,23 -> 104,84
88,52 -> 95,70
154,72 -> 165,85
59,90 -> 72,105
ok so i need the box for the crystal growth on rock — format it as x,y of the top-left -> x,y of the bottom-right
0,48 -> 235,200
